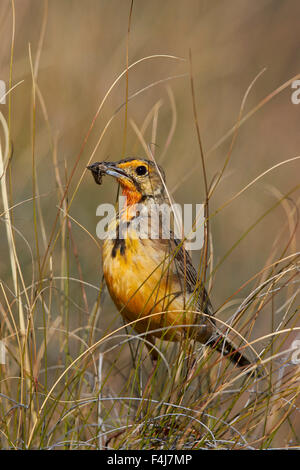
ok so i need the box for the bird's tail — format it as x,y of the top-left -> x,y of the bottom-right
207,334 -> 252,369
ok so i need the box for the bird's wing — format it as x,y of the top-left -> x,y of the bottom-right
170,237 -> 214,317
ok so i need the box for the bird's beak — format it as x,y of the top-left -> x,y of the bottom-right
87,161 -> 129,185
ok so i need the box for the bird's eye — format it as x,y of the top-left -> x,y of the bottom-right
135,165 -> 148,176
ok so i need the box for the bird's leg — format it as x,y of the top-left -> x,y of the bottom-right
144,334 -> 158,367
140,335 -> 161,398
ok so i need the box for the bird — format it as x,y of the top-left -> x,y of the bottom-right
87,157 -> 252,370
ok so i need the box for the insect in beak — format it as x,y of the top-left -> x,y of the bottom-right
87,161 -> 130,185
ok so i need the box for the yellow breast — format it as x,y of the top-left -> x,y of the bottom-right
102,219 -> 190,340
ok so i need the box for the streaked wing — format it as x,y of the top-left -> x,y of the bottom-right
171,237 -> 214,317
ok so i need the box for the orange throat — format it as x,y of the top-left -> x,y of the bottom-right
121,184 -> 142,207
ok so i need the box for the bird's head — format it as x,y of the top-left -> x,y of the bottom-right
87,158 -> 166,205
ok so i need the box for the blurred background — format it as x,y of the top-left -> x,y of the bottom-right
1,0 -> 299,309
0,0 -> 299,446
